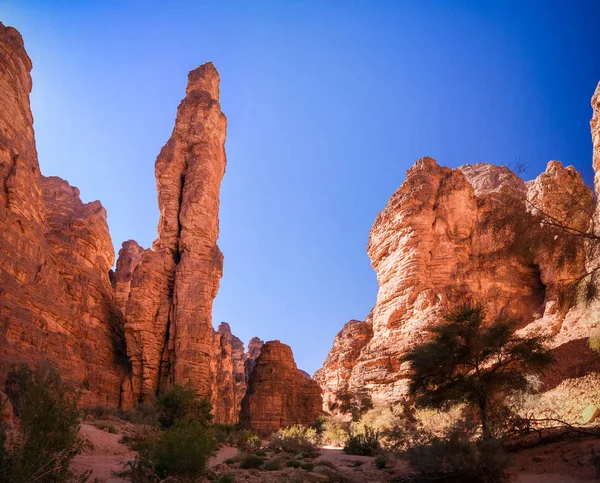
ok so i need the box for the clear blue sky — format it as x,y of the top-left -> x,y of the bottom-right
2,1 -> 599,375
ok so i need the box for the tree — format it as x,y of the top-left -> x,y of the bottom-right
403,303 -> 554,440
328,388 -> 373,422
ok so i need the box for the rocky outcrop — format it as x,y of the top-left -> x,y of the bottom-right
313,318 -> 372,412
110,240 -> 144,312
124,62 -> 227,404
317,150 -> 600,408
0,23 -> 131,406
240,341 -> 323,435
244,336 -> 264,380
212,323 -> 247,423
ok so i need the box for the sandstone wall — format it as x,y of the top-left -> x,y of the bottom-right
240,341 -> 322,435
0,23 -> 131,406
317,109 -> 600,409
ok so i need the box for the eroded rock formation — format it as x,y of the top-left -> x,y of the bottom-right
110,240 -> 144,312
123,62 -> 227,404
240,341 -> 323,435
317,101 -> 600,409
0,23 -> 130,406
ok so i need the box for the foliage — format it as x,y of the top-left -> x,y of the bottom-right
404,420 -> 510,483
216,475 -> 235,483
267,425 -> 320,458
286,459 -> 301,468
118,403 -> 159,426
301,462 -> 315,470
590,328 -> 600,355
374,454 -> 388,469
329,388 -> 373,421
352,403 -> 413,450
157,383 -> 213,428
239,454 -> 264,469
403,302 -> 554,439
320,414 -> 350,446
343,426 -> 381,456
264,457 -> 283,470
0,363 -> 89,483
149,420 -> 216,478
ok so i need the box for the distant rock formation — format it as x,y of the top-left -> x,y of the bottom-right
316,84 -> 600,408
240,341 -> 323,435
0,23 -> 131,407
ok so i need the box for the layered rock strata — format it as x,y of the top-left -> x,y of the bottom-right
318,142 -> 600,409
240,341 -> 323,435
0,23 -> 131,406
124,62 -> 227,404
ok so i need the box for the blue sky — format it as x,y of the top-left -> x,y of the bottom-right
2,1 -> 599,375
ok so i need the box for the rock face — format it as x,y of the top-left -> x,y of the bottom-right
317,147 -> 600,408
240,341 -> 323,435
0,23 -> 131,406
592,82 -> 600,208
110,240 -> 144,312
123,62 -> 228,407
212,322 -> 247,423
313,318 -> 372,411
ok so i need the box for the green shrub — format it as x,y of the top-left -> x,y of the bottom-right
151,421 -> 216,478
374,454 -> 388,469
239,454 -> 264,469
83,404 -> 118,419
223,456 -> 241,465
314,459 -> 336,469
352,403 -> 411,450
94,420 -> 118,434
286,459 -> 302,468
214,423 -> 237,444
321,415 -> 350,447
217,474 -> 235,483
264,458 -> 283,470
301,462 -> 315,471
119,403 -> 159,426
406,423 -> 510,483
343,427 -> 381,456
267,425 -> 320,458
236,429 -> 261,452
1,363 -> 88,483
157,384 -> 213,428
313,464 -> 341,482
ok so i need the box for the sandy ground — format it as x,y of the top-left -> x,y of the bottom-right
71,423 -> 135,483
509,435 -> 600,482
73,422 -> 600,482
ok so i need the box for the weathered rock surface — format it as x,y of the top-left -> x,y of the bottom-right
212,322 -> 247,423
244,336 -> 264,380
110,240 -> 144,312
240,341 -> 322,435
318,142 -> 600,408
0,23 -> 131,406
313,318 -> 372,411
123,62 -> 228,407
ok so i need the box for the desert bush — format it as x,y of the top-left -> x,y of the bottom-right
312,464 -> 341,482
239,453 -> 264,469
352,403 -> 413,450
216,474 -> 235,483
286,459 -> 302,468
94,420 -> 118,434
1,363 -> 89,483
320,414 -> 350,446
405,420 -> 510,483
157,383 -> 213,428
590,327 -> 600,355
82,404 -> 118,420
236,429 -> 261,452
301,462 -> 315,470
267,425 -> 320,458
264,457 -> 283,470
329,388 -> 373,421
374,454 -> 388,469
119,403 -> 159,426
343,426 -> 381,456
150,420 -> 216,478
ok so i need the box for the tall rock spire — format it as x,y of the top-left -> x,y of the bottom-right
125,62 -> 227,402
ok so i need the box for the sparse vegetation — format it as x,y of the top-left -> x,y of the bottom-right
374,454 -> 388,469
403,302 -> 554,440
0,363 -> 89,483
239,453 -> 265,469
343,426 -> 381,456
267,425 -> 320,458
329,388 -> 373,421
157,383 -> 213,428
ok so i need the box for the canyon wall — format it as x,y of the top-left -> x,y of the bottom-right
240,341 -> 323,435
0,23 -> 131,406
317,84 -> 600,409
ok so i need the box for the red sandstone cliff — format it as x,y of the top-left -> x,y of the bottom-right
240,341 -> 323,435
0,23 -> 131,406
316,84 -> 600,409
